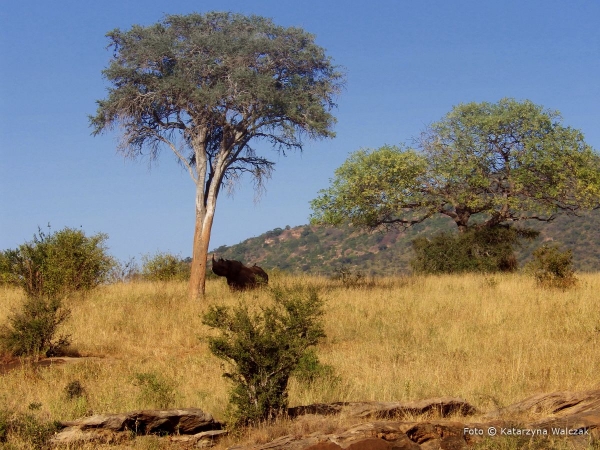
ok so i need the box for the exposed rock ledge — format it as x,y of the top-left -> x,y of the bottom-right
50,391 -> 600,449
52,408 -> 226,446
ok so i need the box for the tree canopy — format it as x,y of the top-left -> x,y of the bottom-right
311,99 -> 600,232
91,12 -> 344,297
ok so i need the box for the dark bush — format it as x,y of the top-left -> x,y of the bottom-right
0,409 -> 59,449
411,226 -> 538,274
202,285 -> 325,426
0,296 -> 71,359
64,381 -> 85,400
527,244 -> 577,289
1,226 -> 114,298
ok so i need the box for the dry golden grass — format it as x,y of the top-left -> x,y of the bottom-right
1,272 -> 599,448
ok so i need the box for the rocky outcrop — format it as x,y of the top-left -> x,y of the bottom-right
288,398 -> 477,420
483,389 -> 600,419
51,408 -> 225,446
49,392 -> 600,449
231,391 -> 600,450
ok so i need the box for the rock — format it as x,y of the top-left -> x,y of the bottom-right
344,438 -> 392,449
60,408 -> 220,434
404,422 -> 469,449
52,408 -> 223,446
60,413 -> 128,431
484,389 -> 600,419
304,443 -> 343,450
125,408 -> 220,434
288,398 -> 477,420
170,429 -> 229,447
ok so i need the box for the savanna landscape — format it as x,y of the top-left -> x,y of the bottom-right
1,267 -> 600,448
2,4 -> 600,450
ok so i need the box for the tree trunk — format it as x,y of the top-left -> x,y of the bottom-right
188,209 -> 215,299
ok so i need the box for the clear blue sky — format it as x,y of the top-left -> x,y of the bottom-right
1,0 -> 599,262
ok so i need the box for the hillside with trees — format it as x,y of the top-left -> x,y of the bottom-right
210,209 -> 600,276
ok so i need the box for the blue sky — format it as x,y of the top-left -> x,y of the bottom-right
1,0 -> 599,262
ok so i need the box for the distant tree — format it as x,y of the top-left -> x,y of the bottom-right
91,12 -> 344,299
141,252 -> 190,282
311,99 -> 600,233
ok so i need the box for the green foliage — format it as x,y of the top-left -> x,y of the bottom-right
141,252 -> 190,282
411,227 -> 538,274
0,251 -> 19,286
202,285 -> 325,426
527,244 -> 578,289
1,226 -> 114,298
91,12 -> 344,156
0,409 -> 60,449
292,348 -> 336,384
311,99 -> 600,232
0,296 -> 71,358
310,145 -> 429,228
133,372 -> 178,409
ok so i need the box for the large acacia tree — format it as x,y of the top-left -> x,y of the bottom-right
91,12 -> 344,298
311,99 -> 600,232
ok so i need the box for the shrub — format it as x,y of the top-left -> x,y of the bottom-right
292,348 -> 336,384
1,226 -> 115,298
527,244 -> 578,289
0,250 -> 19,286
331,265 -> 374,289
411,226 -> 538,274
108,256 -> 140,283
64,380 -> 85,399
0,409 -> 59,449
0,296 -> 71,359
202,285 -> 326,426
141,252 -> 190,282
133,372 -> 178,409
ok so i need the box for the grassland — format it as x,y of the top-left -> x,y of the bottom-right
1,273 -> 599,449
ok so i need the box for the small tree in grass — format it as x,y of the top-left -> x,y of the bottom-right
141,252 -> 190,282
1,226 -> 114,298
0,296 -> 71,359
0,226 -> 111,359
527,244 -> 577,289
202,286 -> 325,426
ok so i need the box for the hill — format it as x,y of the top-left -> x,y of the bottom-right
211,210 -> 600,276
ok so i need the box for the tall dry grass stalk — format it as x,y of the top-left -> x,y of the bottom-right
0,272 -> 599,447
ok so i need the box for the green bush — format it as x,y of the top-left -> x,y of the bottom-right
527,244 -> 578,289
1,226 -> 114,298
133,372 -> 178,409
0,296 -> 71,358
411,226 -> 538,274
0,250 -> 19,286
0,409 -> 60,449
141,252 -> 190,282
202,285 -> 326,426
292,348 -> 336,384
